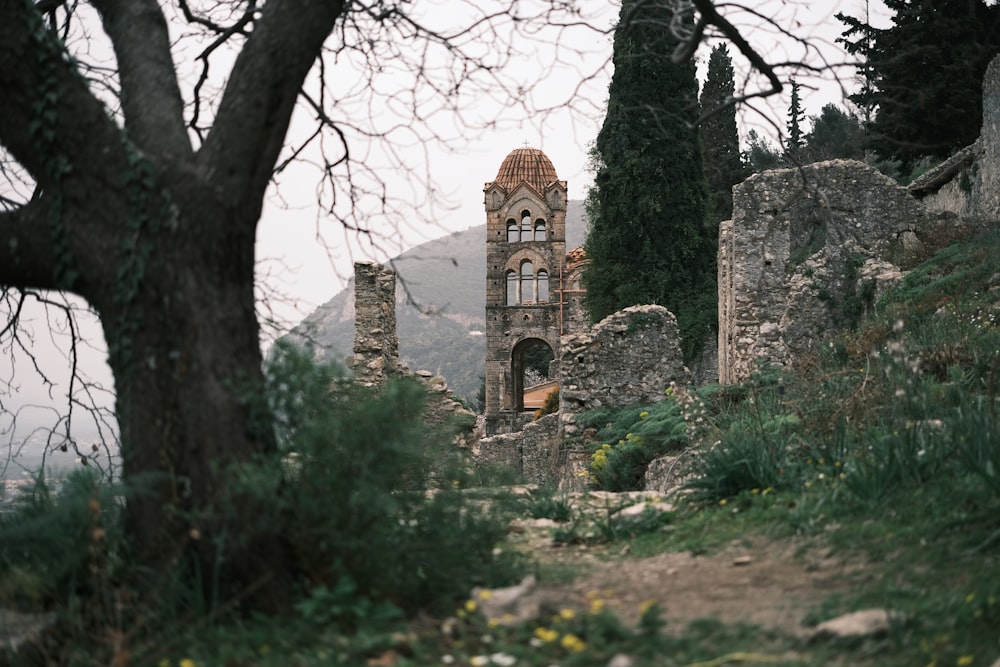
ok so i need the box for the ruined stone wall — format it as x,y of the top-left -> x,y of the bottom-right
980,55 -> 1000,222
719,160 -> 981,385
350,261 -> 400,387
475,414 -> 560,484
559,305 -> 690,437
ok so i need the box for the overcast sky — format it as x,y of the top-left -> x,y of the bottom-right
254,0 -> 892,331
2,0 -> 892,463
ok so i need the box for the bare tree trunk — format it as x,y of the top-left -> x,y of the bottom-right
93,182 -> 292,607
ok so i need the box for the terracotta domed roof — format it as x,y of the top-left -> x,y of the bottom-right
492,147 -> 559,193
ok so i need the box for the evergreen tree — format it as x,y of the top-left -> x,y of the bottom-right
744,129 -> 783,172
854,0 -> 1000,174
700,44 -> 746,234
836,3 -> 880,130
785,79 -> 805,161
804,104 -> 865,162
583,0 -> 714,361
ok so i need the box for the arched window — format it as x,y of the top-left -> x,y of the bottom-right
506,269 -> 517,305
537,269 -> 549,302
506,219 -> 518,243
520,260 -> 534,303
534,219 -> 546,241
520,211 -> 532,242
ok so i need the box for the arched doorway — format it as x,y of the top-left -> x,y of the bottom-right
511,338 -> 555,412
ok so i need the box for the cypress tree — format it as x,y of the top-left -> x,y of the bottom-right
583,0 -> 715,361
785,79 -> 805,161
700,43 -> 746,235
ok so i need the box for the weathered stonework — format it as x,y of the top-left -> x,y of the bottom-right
349,262 -> 478,446
718,159 -> 983,385
475,414 -> 560,484
483,148 -> 568,436
350,261 -> 400,387
559,305 -> 690,436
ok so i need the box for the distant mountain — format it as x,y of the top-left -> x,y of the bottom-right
284,200 -> 588,401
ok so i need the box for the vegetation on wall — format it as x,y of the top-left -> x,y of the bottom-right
583,0 -> 716,362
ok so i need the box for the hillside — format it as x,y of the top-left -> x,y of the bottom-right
284,200 -> 588,401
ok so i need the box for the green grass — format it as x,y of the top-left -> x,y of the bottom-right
6,230 -> 1000,666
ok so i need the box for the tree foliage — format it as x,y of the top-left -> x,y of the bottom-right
699,43 -> 746,232
804,104 -> 865,163
584,0 -> 715,361
842,0 -> 1000,173
744,129 -> 783,173
785,79 -> 805,161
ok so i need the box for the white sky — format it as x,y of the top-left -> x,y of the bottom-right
255,0 -> 893,330
2,0 -> 894,460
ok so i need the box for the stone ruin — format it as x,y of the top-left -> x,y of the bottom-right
719,54 -> 1000,384
350,261 -> 400,387
349,261 -> 478,445
717,160 -> 978,384
477,304 -> 690,484
349,56 -> 1000,490
559,305 -> 689,435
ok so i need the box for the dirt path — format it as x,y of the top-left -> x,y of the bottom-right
538,538 -> 860,636
508,492 -> 863,637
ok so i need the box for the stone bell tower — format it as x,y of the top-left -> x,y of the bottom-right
483,147 -> 568,436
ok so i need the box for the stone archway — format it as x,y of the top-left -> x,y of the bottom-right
511,338 -> 555,412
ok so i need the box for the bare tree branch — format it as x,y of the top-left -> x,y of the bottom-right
91,0 -> 192,158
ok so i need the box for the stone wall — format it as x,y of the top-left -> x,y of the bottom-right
350,261 -> 400,387
476,414 -> 560,484
559,305 -> 690,436
718,160 -> 980,385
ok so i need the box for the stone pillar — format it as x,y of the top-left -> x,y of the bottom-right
351,261 -> 399,387
977,55 -> 1000,221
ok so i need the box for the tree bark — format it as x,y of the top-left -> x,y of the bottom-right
0,0 -> 344,609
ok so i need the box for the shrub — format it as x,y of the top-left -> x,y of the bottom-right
585,400 -> 689,491
214,343 -> 522,615
685,434 -> 799,502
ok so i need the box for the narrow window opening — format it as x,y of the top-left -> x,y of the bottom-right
520,260 -> 534,304
506,270 -> 517,305
534,220 -> 546,242
506,219 -> 518,243
537,269 -> 549,302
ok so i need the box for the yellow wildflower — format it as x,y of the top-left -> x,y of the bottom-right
179,660 -> 196,667
589,598 -> 605,614
719,499 -> 728,506
560,633 -> 586,653
558,608 -> 575,620
477,589 -> 493,600
957,656 -> 974,667
465,599 -> 477,613
533,627 -> 558,643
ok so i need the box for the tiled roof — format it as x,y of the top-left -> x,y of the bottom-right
492,147 -> 559,193
565,246 -> 589,270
